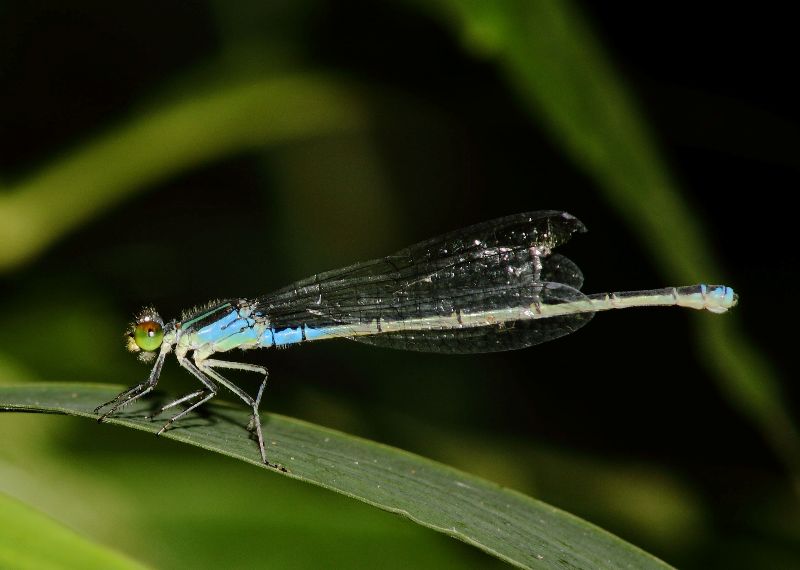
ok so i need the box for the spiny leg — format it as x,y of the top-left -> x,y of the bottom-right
93,383 -> 142,412
93,383 -> 150,416
202,359 -> 268,431
156,357 -> 218,435
249,374 -> 268,432
200,359 -> 267,431
157,390 -> 216,435
95,352 -> 167,420
199,358 -> 271,466
145,389 -> 205,420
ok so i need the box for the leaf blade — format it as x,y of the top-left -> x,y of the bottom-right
0,383 -> 670,570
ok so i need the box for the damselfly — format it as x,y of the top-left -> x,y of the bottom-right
95,211 -> 737,466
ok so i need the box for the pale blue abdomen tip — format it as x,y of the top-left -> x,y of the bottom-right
705,284 -> 738,313
724,286 -> 738,308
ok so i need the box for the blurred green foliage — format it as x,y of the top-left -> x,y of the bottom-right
0,492 -> 146,570
0,1 -> 797,568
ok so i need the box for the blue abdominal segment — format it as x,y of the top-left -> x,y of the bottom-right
271,326 -> 303,346
715,285 -> 736,306
264,324 -> 344,348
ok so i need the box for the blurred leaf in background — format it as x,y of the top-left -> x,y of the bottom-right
1,1 -> 798,568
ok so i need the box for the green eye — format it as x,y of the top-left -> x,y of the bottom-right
134,320 -> 164,352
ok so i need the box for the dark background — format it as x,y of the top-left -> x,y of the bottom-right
1,2 -> 797,568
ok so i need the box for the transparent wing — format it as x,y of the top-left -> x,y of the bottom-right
262,211 -> 584,301
349,281 -> 593,353
255,211 -> 586,330
257,249 -> 585,333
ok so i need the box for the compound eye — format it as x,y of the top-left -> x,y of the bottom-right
134,319 -> 164,352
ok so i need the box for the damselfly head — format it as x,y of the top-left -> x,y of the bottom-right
126,307 -> 164,362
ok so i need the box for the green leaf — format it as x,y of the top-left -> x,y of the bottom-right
0,492 -> 147,570
0,383 -> 671,570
